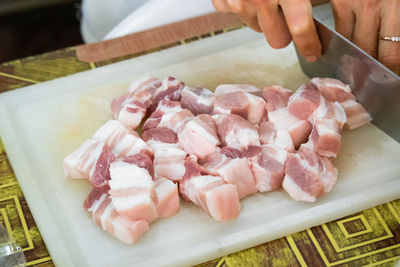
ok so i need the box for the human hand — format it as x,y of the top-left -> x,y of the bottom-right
212,0 -> 322,62
331,0 -> 400,75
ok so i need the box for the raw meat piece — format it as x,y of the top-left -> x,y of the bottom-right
128,75 -> 162,94
201,151 -> 257,199
220,146 -> 243,159
262,85 -> 293,112
181,154 -> 207,184
153,76 -> 184,104
288,84 -> 321,120
150,142 -> 187,182
110,94 -> 129,118
204,184 -> 241,222
282,149 -> 338,202
159,108 -> 194,133
84,189 -> 149,244
93,120 -> 153,158
340,99 -> 372,129
268,108 -> 312,148
142,100 -> 181,130
258,121 -> 294,152
154,177 -> 180,218
63,139 -> 115,190
178,114 -> 220,158
142,128 -> 178,144
109,76 -> 161,129
143,100 -> 194,133
110,91 -> 153,131
213,114 -> 260,150
117,100 -> 147,130
242,145 -> 288,192
123,154 -> 154,177
309,118 -> 342,158
310,97 -> 347,129
214,84 -> 261,96
180,156 -> 240,222
311,77 -> 355,103
180,175 -> 241,222
109,160 -> 158,223
180,86 -> 215,115
213,91 -> 266,124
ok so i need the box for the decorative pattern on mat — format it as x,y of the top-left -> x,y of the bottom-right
0,27 -> 399,267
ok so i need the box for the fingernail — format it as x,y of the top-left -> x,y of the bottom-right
305,55 -> 318,62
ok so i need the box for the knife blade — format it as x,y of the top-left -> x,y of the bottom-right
296,18 -> 400,142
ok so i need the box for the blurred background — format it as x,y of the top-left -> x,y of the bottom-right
0,0 -> 83,63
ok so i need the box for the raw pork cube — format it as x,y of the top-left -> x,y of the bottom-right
288,84 -> 321,120
109,160 -> 158,223
214,84 -> 261,96
268,108 -> 312,148
180,156 -> 241,222
110,91 -> 152,130
213,91 -> 266,124
153,76 -> 184,104
282,149 -> 338,202
128,75 -> 162,94
258,121 -> 294,152
117,100 -> 147,131
109,76 -> 162,129
142,128 -> 178,144
310,77 -> 355,103
178,114 -> 220,158
262,85 -> 293,112
143,100 -> 182,130
180,86 -> 215,115
111,94 -> 129,118
93,120 -> 153,158
310,97 -> 347,129
205,184 -> 241,222
84,189 -> 149,244
111,75 -> 160,117
201,151 -> 257,199
242,145 -> 288,192
340,99 -> 372,129
309,118 -> 342,158
150,142 -> 187,182
63,139 -> 115,190
181,174 -> 241,222
122,154 -> 154,177
213,114 -> 260,151
154,177 -> 179,218
143,100 -> 194,132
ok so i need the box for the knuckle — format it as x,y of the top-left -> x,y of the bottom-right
362,0 -> 380,9
228,0 -> 245,13
290,19 -> 313,36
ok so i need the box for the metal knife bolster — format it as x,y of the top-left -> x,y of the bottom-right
296,18 -> 400,142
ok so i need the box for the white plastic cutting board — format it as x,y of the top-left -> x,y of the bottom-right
0,28 -> 399,267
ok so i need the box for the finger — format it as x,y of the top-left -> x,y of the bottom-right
352,2 -> 381,58
256,0 -> 292,48
331,0 -> 355,40
212,0 -> 231,13
226,0 -> 262,32
378,0 -> 400,75
279,0 -> 321,62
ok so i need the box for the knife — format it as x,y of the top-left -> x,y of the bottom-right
296,18 -> 400,142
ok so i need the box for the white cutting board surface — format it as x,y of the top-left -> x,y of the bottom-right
0,28 -> 399,267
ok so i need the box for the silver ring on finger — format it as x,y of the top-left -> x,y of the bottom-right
379,36 -> 400,42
